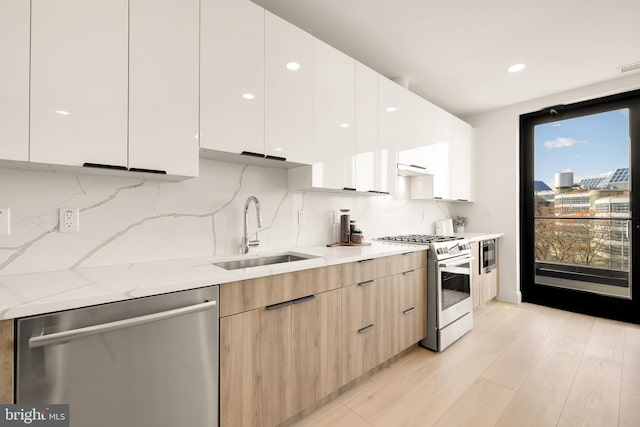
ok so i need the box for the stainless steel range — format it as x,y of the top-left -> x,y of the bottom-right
378,234 -> 474,351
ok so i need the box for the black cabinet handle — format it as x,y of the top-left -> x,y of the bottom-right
358,280 -> 374,287
343,187 -> 356,191
379,191 -> 390,195
434,196 -> 443,200
402,252 -> 415,256
83,162 -> 127,171
241,151 -> 265,158
358,324 -> 375,334
265,155 -> 286,161
266,301 -> 292,311
402,307 -> 416,315
128,168 -> 167,174
457,199 -> 468,202
402,270 -> 416,275
358,258 -> 374,263
292,295 -> 315,305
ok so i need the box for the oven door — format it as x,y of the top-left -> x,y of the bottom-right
480,239 -> 497,273
437,256 -> 473,327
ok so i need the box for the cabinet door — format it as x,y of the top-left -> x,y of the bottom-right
220,306 -> 293,427
292,290 -> 341,412
200,0 -> 264,155
0,319 -> 13,404
377,75 -> 399,194
0,0 -> 29,162
355,62 -> 378,192
30,0 -> 128,168
129,0 -> 199,177
312,38 -> 356,190
265,11 -> 313,163
450,116 -> 475,201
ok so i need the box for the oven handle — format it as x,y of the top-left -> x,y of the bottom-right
439,256 -> 474,269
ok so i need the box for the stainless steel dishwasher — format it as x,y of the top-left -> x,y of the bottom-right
16,285 -> 219,427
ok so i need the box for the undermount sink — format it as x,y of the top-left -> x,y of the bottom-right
213,252 -> 319,270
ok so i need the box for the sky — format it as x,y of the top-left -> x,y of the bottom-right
534,108 -> 630,189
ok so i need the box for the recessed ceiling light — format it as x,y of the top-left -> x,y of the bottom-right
286,62 -> 301,71
55,110 -> 70,115
242,93 -> 255,100
340,123 -> 350,128
274,147 -> 283,152
507,63 -> 526,73
386,107 -> 398,112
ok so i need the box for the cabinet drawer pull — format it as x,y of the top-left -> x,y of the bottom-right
128,168 -> 167,174
402,270 -> 416,275
402,307 -> 416,315
358,258 -> 374,263
292,295 -> 315,304
241,151 -> 265,158
402,252 -> 415,256
265,155 -> 286,161
266,301 -> 292,311
83,162 -> 127,171
358,324 -> 375,334
358,280 -> 374,287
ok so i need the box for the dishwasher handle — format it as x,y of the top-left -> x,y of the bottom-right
29,299 -> 217,349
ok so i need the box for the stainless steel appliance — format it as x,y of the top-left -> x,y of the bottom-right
16,286 -> 219,427
378,234 -> 474,351
479,238 -> 497,274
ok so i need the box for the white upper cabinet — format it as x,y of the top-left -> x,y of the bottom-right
0,0 -> 29,162
30,0 -> 129,169
312,38 -> 355,190
128,0 -> 199,177
265,11 -> 313,163
200,0 -> 264,156
377,75 -> 399,195
449,115 -> 475,201
355,62 -> 378,193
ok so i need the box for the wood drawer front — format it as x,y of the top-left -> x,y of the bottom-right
341,321 -> 384,386
386,304 -> 426,357
341,278 -> 384,334
0,319 -> 13,404
220,265 -> 341,317
385,268 -> 426,318
385,251 -> 426,276
341,257 -> 386,286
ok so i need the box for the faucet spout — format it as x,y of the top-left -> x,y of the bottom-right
243,196 -> 263,254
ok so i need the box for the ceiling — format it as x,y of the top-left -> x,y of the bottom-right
253,0 -> 640,117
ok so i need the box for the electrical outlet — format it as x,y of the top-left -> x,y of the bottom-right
298,210 -> 305,225
0,208 -> 10,235
59,208 -> 79,233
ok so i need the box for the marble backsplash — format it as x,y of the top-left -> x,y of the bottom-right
0,159 -> 452,276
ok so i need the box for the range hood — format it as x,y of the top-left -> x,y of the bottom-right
397,163 -> 434,177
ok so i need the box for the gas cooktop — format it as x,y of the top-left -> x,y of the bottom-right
377,234 -> 463,244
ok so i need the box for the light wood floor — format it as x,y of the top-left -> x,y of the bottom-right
293,301 -> 640,427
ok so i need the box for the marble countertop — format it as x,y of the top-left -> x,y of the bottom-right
0,242 -> 428,320
0,232 -> 503,320
454,232 -> 504,242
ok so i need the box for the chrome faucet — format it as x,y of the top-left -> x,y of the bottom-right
243,196 -> 263,254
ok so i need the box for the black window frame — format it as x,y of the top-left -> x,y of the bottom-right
520,88 -> 640,324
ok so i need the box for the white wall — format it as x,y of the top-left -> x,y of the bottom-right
0,159 -> 453,276
452,73 -> 640,304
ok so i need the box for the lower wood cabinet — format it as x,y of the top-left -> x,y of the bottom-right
471,241 -> 499,311
0,319 -> 13,404
220,288 -> 341,427
220,253 -> 428,426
